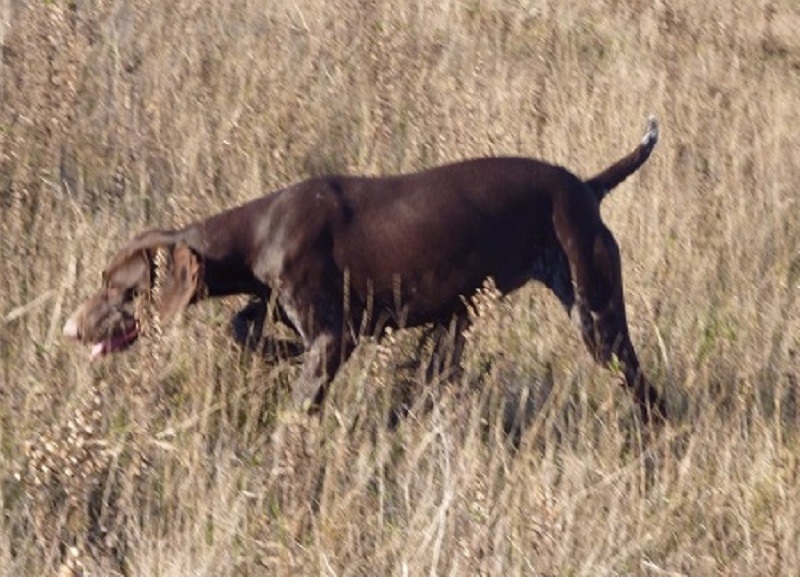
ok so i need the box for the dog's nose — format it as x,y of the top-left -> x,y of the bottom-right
63,316 -> 80,339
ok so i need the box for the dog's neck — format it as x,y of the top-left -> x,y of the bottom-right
179,227 -> 268,298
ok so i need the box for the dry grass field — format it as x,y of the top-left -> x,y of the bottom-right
1,0 -> 799,574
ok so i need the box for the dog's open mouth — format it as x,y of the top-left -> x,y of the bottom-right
89,327 -> 140,360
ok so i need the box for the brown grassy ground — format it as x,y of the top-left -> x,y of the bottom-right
1,0 -> 799,575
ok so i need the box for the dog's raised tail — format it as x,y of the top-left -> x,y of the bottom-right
586,116 -> 659,202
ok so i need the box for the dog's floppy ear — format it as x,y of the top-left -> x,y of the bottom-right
102,229 -> 182,290
102,250 -> 151,291
156,243 -> 204,324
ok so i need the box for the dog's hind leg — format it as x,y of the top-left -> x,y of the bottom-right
560,222 -> 666,424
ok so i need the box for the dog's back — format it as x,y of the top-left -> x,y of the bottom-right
257,158 -> 584,326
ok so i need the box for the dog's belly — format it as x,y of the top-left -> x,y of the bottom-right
338,228 -> 540,325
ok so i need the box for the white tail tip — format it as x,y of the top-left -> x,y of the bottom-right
642,115 -> 659,147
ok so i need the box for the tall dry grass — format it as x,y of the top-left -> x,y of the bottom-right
1,0 -> 799,575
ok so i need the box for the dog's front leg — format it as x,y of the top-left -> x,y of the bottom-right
231,298 -> 267,350
278,288 -> 352,412
292,330 -> 346,412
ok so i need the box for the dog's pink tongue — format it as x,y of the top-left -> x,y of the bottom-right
89,329 -> 139,360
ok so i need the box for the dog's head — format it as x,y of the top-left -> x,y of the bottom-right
63,230 -> 204,359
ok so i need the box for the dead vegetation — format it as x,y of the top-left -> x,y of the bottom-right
1,0 -> 799,574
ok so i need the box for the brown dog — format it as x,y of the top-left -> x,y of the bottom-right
64,117 -> 665,422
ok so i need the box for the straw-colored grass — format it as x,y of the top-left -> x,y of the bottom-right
1,0 -> 799,574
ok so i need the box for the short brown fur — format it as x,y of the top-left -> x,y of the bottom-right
64,117 -> 664,422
